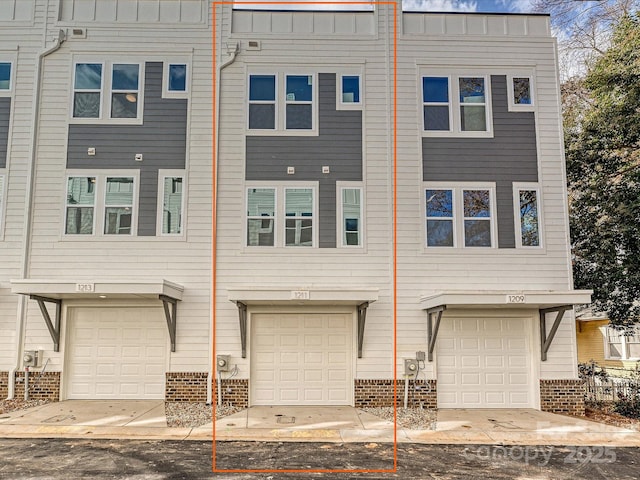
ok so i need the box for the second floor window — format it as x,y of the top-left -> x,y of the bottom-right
0,62 -> 12,91
72,61 -> 142,121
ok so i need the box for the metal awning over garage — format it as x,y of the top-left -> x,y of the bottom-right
227,287 -> 379,359
10,279 -> 183,352
419,289 -> 592,362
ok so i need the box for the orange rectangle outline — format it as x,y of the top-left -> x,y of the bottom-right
211,1 -> 398,474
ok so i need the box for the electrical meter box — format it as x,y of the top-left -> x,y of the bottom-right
404,358 -> 418,376
23,350 -> 41,368
216,355 -> 230,372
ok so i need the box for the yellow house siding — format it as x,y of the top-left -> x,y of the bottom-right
576,319 -> 640,375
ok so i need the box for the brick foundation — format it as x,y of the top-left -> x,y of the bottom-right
540,379 -> 585,416
0,371 -> 8,399
165,372 -> 208,402
355,379 -> 437,409
213,379 -> 249,408
14,371 -> 60,401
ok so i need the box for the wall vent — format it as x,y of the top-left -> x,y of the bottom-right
247,40 -> 261,51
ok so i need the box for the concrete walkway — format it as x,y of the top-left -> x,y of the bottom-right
1,401 -> 639,446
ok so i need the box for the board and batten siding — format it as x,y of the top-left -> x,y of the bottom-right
20,1 -> 214,375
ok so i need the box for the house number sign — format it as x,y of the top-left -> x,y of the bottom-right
75,283 -> 95,293
506,294 -> 526,304
291,290 -> 310,300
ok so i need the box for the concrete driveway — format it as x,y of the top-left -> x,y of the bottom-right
1,401 -> 639,446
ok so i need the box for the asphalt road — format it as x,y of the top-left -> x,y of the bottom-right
0,440 -> 639,479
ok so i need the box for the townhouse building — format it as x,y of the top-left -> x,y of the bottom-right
0,1 -> 590,415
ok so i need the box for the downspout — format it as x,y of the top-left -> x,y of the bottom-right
208,3 -> 238,405
9,29 -> 66,399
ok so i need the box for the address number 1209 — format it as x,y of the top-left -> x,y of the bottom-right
507,295 -> 526,304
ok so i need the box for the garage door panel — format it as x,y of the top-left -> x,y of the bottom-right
438,316 -> 533,408
66,307 -> 167,400
251,313 -> 352,406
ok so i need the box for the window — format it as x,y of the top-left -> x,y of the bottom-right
72,61 -> 143,122
249,75 -> 276,130
423,77 -> 450,131
508,74 -> 535,111
247,187 -> 275,246
247,72 -> 316,133
425,184 -> 495,248
73,63 -> 103,118
110,64 -> 139,119
285,75 -> 313,129
168,64 -> 187,92
0,62 -> 12,91
64,173 -> 138,237
606,326 -> 640,360
515,187 -> 541,247
422,74 -> 491,136
65,176 -> 96,234
246,185 -> 316,247
341,75 -> 361,104
340,187 -> 363,247
159,174 -> 185,235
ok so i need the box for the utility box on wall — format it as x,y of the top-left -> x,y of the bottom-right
23,350 -> 42,368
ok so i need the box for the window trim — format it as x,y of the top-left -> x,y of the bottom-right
336,73 -> 363,111
604,326 -> 640,361
246,69 -> 318,136
0,60 -> 14,95
70,59 -> 145,125
424,182 -> 497,249
162,61 -> 189,98
337,182 -> 364,248
63,170 -> 140,239
420,72 -> 493,138
110,63 -> 141,120
507,73 -> 535,112
513,182 -> 543,249
156,169 -> 186,237
245,182 -> 319,249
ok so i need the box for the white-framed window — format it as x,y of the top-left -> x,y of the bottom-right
507,74 -> 535,111
606,326 -> 640,360
64,171 -> 139,237
421,73 -> 493,137
0,61 -> 13,93
71,60 -> 144,123
424,183 -> 496,248
338,183 -> 363,247
163,62 -> 189,98
513,183 -> 542,248
246,183 -> 317,248
337,74 -> 363,110
157,169 -> 186,236
247,70 -> 317,135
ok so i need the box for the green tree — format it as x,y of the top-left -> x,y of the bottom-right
566,14 -> 640,329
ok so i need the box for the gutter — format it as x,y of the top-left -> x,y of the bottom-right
9,29 -> 66,399
208,5 -> 239,404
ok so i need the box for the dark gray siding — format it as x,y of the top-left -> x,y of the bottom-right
67,62 -> 187,236
246,73 -> 363,248
423,75 -> 538,248
0,97 -> 10,168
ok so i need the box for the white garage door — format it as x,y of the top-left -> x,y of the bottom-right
251,313 -> 353,405
66,307 -> 168,399
437,316 -> 533,408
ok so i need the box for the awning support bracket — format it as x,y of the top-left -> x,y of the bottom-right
357,302 -> 369,358
427,306 -> 446,362
30,295 -> 62,352
236,302 -> 247,358
160,295 -> 178,352
540,305 -> 572,361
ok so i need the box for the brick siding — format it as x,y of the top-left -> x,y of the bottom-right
540,379 -> 585,416
14,371 -> 60,401
0,371 -> 8,399
213,379 -> 249,408
165,372 -> 208,402
355,379 -> 437,409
